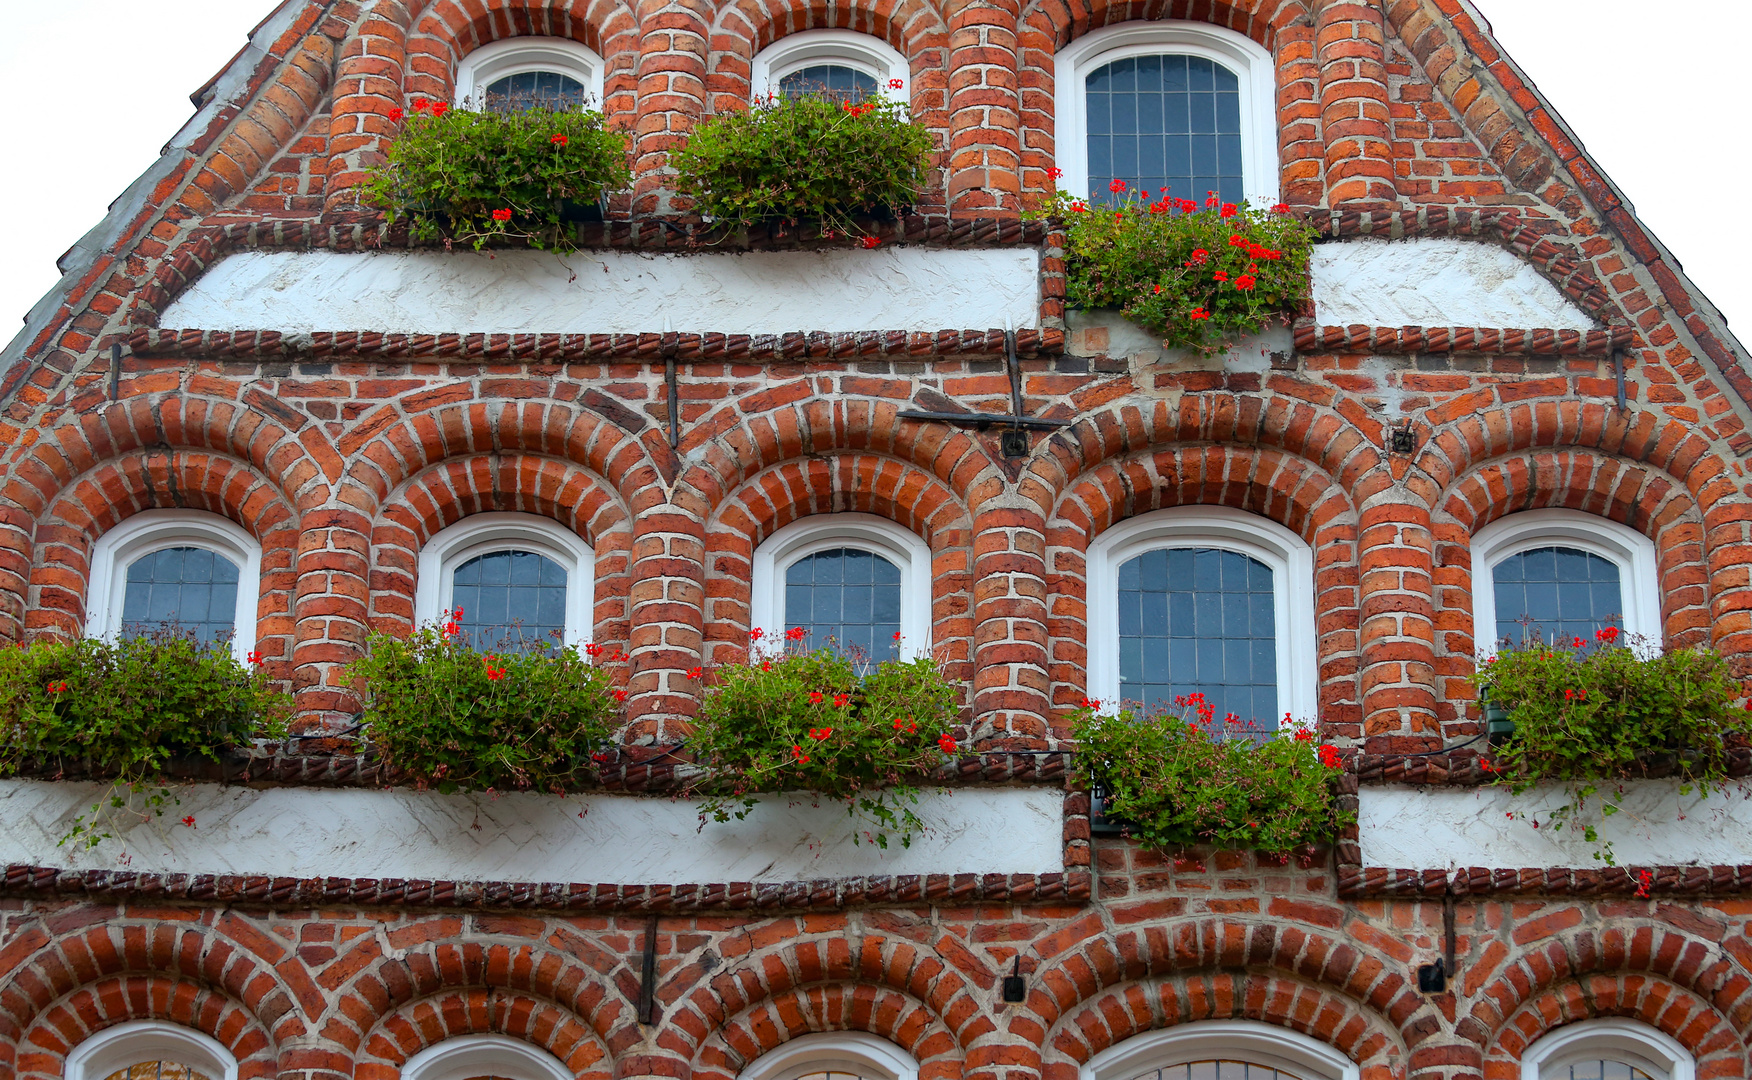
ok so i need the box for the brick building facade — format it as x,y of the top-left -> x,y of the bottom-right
2,0 -> 1750,1078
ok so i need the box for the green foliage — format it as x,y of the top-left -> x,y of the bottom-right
1474,629 -> 1751,862
672,94 -> 935,238
683,634 -> 963,847
1073,697 -> 1349,853
0,630 -> 290,847
349,624 -> 625,794
362,100 -> 630,251
1031,187 -> 1316,352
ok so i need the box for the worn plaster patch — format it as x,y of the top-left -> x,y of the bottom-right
1310,238 -> 1596,330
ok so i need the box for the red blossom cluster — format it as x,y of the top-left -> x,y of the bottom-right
181,815 -> 197,828
891,716 -> 919,734
246,650 -> 263,665
482,655 -> 506,681
1635,868 -> 1654,898
687,665 -> 704,679
550,134 -> 568,146
46,680 -> 69,694
1564,687 -> 1589,701
887,78 -> 905,89
492,208 -> 513,222
439,608 -> 464,639
790,743 -> 810,763
1317,744 -> 1343,769
409,99 -> 449,118
861,235 -> 882,249
937,733 -> 957,753
809,727 -> 834,740
784,626 -> 808,642
840,101 -> 878,117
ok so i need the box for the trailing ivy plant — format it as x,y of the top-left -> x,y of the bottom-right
1073,694 -> 1349,853
363,98 -> 631,251
1474,627 -> 1751,863
672,93 -> 935,240
0,629 -> 291,847
1029,184 -> 1317,353
683,629 -> 962,848
348,614 -> 626,794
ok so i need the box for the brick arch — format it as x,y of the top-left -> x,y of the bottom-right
701,453 -> 974,667
354,987 -> 616,1080
13,975 -> 280,1080
1456,921 -> 1752,1056
705,0 -> 952,113
365,452 -> 635,645
1021,0 -> 1308,52
1045,444 -> 1361,718
1483,974 -> 1749,1079
1435,450 -> 1711,658
22,450 -> 300,665
695,984 -> 962,1080
403,0 -> 642,116
1041,972 -> 1406,1080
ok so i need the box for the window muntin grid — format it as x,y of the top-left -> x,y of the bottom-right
790,1072 -> 874,1080
1490,545 -> 1624,648
784,547 -> 902,659
779,64 -> 878,102
102,1065 -> 214,1080
1554,1063 -> 1658,1080
1085,54 -> 1243,206
451,550 -> 569,651
1117,547 -> 1277,731
484,70 -> 587,111
1128,1062 -> 1304,1080
120,547 -> 241,646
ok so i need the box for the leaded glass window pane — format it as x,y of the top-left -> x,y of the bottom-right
784,547 -> 902,659
484,70 -> 587,111
103,1065 -> 214,1080
1491,546 -> 1623,648
779,64 -> 878,102
1086,54 -> 1243,206
1128,1062 -> 1305,1080
451,550 -> 569,651
1118,547 -> 1277,731
120,546 -> 241,645
1558,1062 -> 1657,1080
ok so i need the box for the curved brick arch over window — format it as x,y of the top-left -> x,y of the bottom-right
1487,985 -> 1738,1080
705,0 -> 948,115
12,976 -> 281,1080
354,996 -> 613,1080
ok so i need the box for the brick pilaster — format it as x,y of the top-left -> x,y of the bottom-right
1357,489 -> 1439,752
323,1 -> 410,213
632,0 -> 709,217
1314,0 -> 1398,206
970,500 -> 1050,748
945,0 -> 1022,218
291,508 -> 373,730
626,505 -> 706,743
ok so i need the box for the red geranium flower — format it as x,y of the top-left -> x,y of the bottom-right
809,691 -> 825,705
181,815 -> 197,828
612,689 -> 629,702
1109,178 -> 1126,193
1069,200 -> 1088,213
785,626 -> 808,641
1081,697 -> 1101,710
861,235 -> 881,249
810,727 -> 834,740
430,101 -> 450,118
888,78 -> 905,89
687,666 -> 704,680
1047,166 -> 1064,179
1188,307 -> 1210,321
791,744 -> 810,763
1219,202 -> 1237,218
551,134 -> 568,145
492,208 -> 513,222
1213,270 -> 1229,282
388,107 -> 404,123
1317,745 -> 1343,769
1272,203 -> 1291,214
246,651 -> 263,666
833,693 -> 850,707
937,733 -> 957,753
1234,275 -> 1256,290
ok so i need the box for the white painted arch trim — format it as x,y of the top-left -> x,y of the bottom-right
86,509 -> 262,664
751,29 -> 910,101
414,512 -> 595,646
454,37 -> 607,109
1053,21 -> 1279,205
65,1019 -> 239,1080
1081,1021 -> 1360,1080
1470,508 -> 1663,656
750,513 -> 933,658
1521,1018 -> 1694,1080
740,1031 -> 920,1080
1086,506 -> 1318,723
402,1034 -> 573,1080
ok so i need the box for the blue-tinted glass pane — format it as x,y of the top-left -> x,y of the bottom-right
120,546 -> 242,646
1085,54 -> 1244,205
1116,547 -> 1278,730
781,547 -> 903,660
1560,1063 -> 1656,1080
484,70 -> 587,112
779,64 -> 878,103
452,550 -> 568,652
1491,546 -> 1623,649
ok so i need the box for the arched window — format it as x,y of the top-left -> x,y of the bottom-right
1053,22 -> 1278,206
1520,1019 -> 1695,1080
85,510 -> 262,662
750,514 -> 932,659
65,1021 -> 238,1080
415,513 -> 594,651
739,1032 -> 920,1080
401,1034 -> 572,1080
751,30 -> 910,102
1471,510 -> 1662,653
454,38 -> 606,111
1081,1022 -> 1359,1080
1087,507 -> 1317,730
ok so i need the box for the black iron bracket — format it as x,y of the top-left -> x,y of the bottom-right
637,915 -> 660,1024
895,331 -> 1068,457
663,335 -> 681,449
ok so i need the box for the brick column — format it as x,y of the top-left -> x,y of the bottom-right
626,507 -> 706,743
632,0 -> 708,217
1357,490 -> 1439,753
1274,18 -> 1325,206
970,500 -> 1050,748
1314,0 -> 1397,206
944,0 -> 1022,217
1703,495 -> 1752,663
291,508 -> 373,730
323,1 -> 409,213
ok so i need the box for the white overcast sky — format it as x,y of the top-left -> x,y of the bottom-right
1,0 -> 1747,342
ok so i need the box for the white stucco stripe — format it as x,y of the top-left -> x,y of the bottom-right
1310,238 -> 1597,331
0,781 -> 1064,883
159,248 -> 1042,335
1359,781 -> 1752,871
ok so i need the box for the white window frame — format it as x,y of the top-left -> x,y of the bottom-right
1471,509 -> 1662,657
85,509 -> 262,664
750,513 -> 932,657
1053,21 -> 1279,205
65,1019 -> 239,1080
1081,1020 -> 1360,1080
1085,506 -> 1317,722
414,512 -> 594,646
750,29 -> 910,102
454,37 -> 607,109
739,1031 -> 920,1080
1521,1018 -> 1694,1080
402,1034 -> 572,1080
